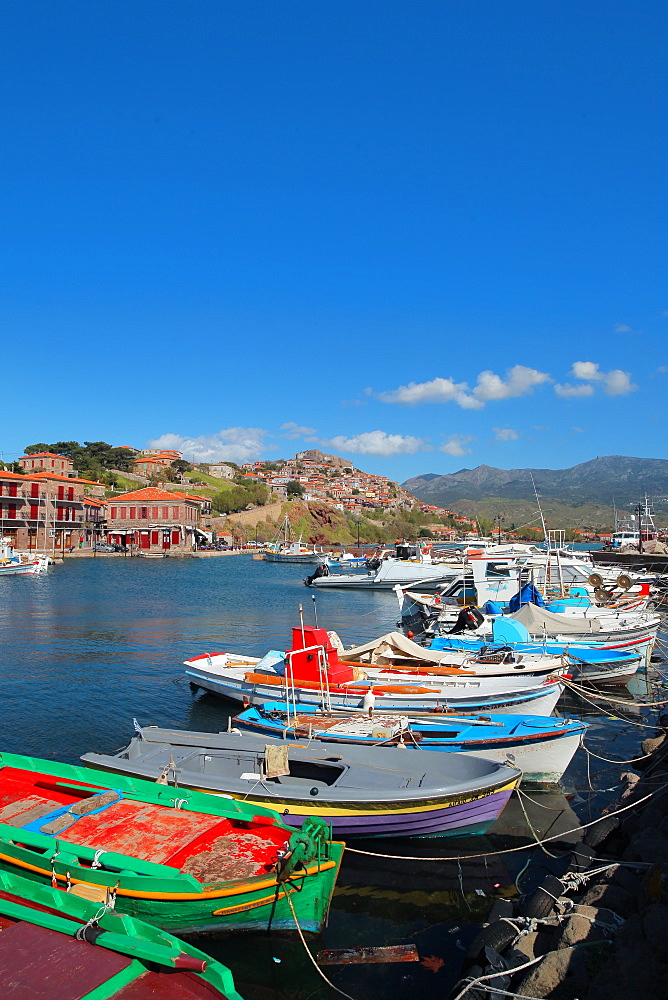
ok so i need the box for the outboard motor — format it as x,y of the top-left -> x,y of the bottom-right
448,605 -> 485,634
304,564 -> 330,587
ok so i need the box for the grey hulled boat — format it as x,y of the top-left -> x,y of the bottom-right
82,726 -> 521,840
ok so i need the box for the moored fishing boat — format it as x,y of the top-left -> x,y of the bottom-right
184,625 -> 566,716
231,702 -> 587,785
0,869 -> 244,1000
0,751 -> 343,934
82,726 -> 522,839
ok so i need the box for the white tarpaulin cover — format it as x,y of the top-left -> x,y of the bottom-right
340,631 -> 448,664
511,603 -> 601,634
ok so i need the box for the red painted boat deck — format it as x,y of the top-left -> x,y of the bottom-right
0,919 -> 132,998
0,913 -> 228,998
0,767 -> 288,883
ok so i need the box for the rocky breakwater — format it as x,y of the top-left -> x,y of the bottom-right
449,723 -> 668,1000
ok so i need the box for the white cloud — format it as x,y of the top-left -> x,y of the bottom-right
554,383 -> 596,398
324,430 -> 429,456
615,323 -> 632,333
146,428 -> 268,464
440,434 -> 475,456
493,427 -> 519,441
472,365 -> 551,402
657,366 -> 668,374
603,369 -> 636,396
377,365 -> 550,410
378,376 -> 482,409
570,361 -> 605,381
571,426 -> 586,433
561,361 -> 637,397
280,422 -> 316,439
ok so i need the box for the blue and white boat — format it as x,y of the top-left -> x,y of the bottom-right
231,702 -> 586,785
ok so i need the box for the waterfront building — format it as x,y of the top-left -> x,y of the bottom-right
0,470 -> 105,552
106,486 -> 202,552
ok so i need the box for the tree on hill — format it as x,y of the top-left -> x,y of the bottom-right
286,480 -> 305,497
23,440 -> 134,476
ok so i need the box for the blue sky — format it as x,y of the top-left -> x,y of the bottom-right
1,1 -> 666,481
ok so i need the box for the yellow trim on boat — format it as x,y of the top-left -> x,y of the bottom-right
200,779 -> 520,818
0,852 -> 338,900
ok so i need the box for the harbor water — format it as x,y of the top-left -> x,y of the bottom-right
0,555 -> 663,999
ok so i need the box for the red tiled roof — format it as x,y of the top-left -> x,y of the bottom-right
30,472 -> 102,486
0,470 -> 27,480
110,486 -> 198,504
83,496 -> 107,507
18,452 -> 71,461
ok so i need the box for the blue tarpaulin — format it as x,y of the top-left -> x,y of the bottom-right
508,583 -> 545,612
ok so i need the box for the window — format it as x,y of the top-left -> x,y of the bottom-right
121,507 -> 126,518
31,460 -> 35,468
130,507 -> 136,519
8,484 -> 17,498
172,530 -> 180,545
152,506 -> 158,518
30,504 -> 38,519
57,485 -> 65,501
140,507 -> 148,519
110,507 -> 117,518
8,505 -> 16,520
162,506 -> 168,518
151,531 -> 159,546
30,483 -> 39,498
51,460 -> 55,468
68,487 -> 74,501
172,506 -> 179,518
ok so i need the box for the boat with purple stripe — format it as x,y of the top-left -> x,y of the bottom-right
82,726 -> 521,840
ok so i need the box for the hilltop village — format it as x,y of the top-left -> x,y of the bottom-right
0,443 -> 476,556
1,442 -> 624,555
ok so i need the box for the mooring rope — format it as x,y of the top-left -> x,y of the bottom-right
344,784 -> 664,863
450,955 -> 545,1000
283,887 -> 359,1000
563,677 -> 668,708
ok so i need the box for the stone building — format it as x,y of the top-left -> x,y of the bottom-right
106,486 -> 202,552
0,471 -> 104,552
18,452 -> 75,476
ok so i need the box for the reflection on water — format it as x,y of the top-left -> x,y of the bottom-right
0,556 -> 663,999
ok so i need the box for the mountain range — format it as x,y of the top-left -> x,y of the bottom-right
402,456 -> 668,510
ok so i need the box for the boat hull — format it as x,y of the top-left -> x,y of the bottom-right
0,753 -> 343,935
186,662 -> 564,716
235,708 -> 585,784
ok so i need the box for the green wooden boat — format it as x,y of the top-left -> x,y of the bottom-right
0,750 -> 344,934
0,868 -> 244,999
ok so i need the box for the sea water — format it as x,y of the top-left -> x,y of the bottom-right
0,555 -> 661,998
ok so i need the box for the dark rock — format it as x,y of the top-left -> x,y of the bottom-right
641,903 -> 668,951
579,883 -> 636,917
556,913 -> 605,948
609,864 -> 643,896
641,735 -> 666,757
625,827 -> 668,867
513,931 -> 538,960
587,939 -> 668,1000
515,944 -> 591,999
